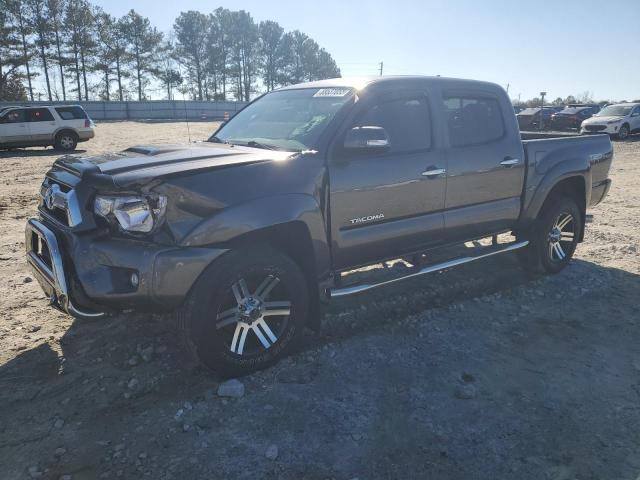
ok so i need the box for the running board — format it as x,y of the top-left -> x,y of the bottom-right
328,240 -> 529,298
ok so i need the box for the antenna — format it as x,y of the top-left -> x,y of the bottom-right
378,61 -> 384,76
177,63 -> 192,143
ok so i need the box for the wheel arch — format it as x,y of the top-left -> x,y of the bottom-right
180,194 -> 332,328
54,127 -> 79,140
530,175 -> 588,242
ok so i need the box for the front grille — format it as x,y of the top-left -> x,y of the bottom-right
585,125 -> 606,132
39,178 -> 82,227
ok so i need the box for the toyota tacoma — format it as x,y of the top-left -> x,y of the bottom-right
26,76 -> 613,376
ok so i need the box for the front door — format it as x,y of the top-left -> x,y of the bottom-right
631,105 -> 640,132
441,92 -> 525,241
329,90 -> 446,269
0,109 -> 30,144
26,108 -> 57,142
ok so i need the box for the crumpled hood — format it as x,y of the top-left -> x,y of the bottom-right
582,116 -> 624,124
52,142 -> 294,188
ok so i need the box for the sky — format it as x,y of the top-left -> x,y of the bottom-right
93,0 -> 640,101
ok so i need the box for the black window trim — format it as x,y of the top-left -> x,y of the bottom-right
347,91 -> 434,157
442,91 -> 507,148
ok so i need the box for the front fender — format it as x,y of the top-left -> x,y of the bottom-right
180,193 -> 331,278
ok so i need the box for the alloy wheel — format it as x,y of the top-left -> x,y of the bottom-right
215,275 -> 291,355
548,212 -> 575,262
618,125 -> 629,140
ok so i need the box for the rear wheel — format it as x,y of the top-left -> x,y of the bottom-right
54,131 -> 78,151
177,247 -> 309,377
617,123 -> 630,140
518,195 -> 582,274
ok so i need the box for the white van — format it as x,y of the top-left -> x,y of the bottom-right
0,105 -> 95,151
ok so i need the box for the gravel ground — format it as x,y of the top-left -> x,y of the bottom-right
1,122 -> 639,480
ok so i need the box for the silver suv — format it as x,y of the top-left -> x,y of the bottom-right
0,105 -> 95,151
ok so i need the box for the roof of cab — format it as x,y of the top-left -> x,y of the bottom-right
278,75 -> 504,93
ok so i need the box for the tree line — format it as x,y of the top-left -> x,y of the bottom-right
513,92 -> 640,108
0,0 -> 341,102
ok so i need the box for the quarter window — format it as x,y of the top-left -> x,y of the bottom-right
28,108 -> 54,122
444,96 -> 505,147
55,106 -> 88,120
355,96 -> 431,153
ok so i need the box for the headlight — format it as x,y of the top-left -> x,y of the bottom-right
606,119 -> 622,124
94,194 -> 167,233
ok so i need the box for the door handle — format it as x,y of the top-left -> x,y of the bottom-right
421,168 -> 446,177
500,157 -> 520,167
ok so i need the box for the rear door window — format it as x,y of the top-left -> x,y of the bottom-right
27,108 -> 54,122
444,95 -> 505,147
55,106 -> 88,120
355,96 -> 431,153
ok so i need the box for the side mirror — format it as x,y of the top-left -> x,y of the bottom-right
344,126 -> 390,152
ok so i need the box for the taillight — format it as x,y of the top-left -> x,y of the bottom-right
84,119 -> 90,128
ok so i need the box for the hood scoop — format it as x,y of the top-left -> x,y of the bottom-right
124,145 -> 183,156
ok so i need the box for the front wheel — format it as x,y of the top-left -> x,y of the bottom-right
617,123 -> 630,140
518,195 -> 582,274
177,247 -> 309,377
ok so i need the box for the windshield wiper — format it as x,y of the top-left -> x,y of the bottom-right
244,140 -> 284,151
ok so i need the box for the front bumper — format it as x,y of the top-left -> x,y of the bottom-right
581,124 -> 621,135
26,219 -> 105,319
25,218 -> 227,319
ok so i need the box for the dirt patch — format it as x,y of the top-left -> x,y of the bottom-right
1,124 -> 639,479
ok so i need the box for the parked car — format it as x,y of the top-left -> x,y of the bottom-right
0,105 -> 95,151
580,103 -> 640,139
516,107 -> 557,130
550,106 -> 598,130
25,76 -> 613,376
567,103 -> 601,114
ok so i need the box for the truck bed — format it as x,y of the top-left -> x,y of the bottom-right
521,133 -> 613,217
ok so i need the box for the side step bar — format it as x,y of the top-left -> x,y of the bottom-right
328,240 -> 529,298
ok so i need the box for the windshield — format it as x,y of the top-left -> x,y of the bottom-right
211,87 -> 355,151
596,105 -> 633,117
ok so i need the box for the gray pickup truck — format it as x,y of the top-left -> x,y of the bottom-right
26,76 -> 613,375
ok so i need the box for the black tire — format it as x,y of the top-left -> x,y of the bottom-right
177,247 -> 309,377
617,123 -> 630,140
54,131 -> 78,151
518,195 -> 582,274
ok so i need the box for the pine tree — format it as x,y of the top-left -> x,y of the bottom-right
121,10 -> 162,101
47,0 -> 67,100
174,11 -> 208,100
28,0 -> 53,101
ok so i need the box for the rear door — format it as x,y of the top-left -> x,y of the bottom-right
0,109 -> 30,143
328,89 -> 446,269
26,107 -> 57,142
441,91 -> 525,241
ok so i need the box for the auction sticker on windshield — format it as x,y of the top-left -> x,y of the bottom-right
313,88 -> 352,97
